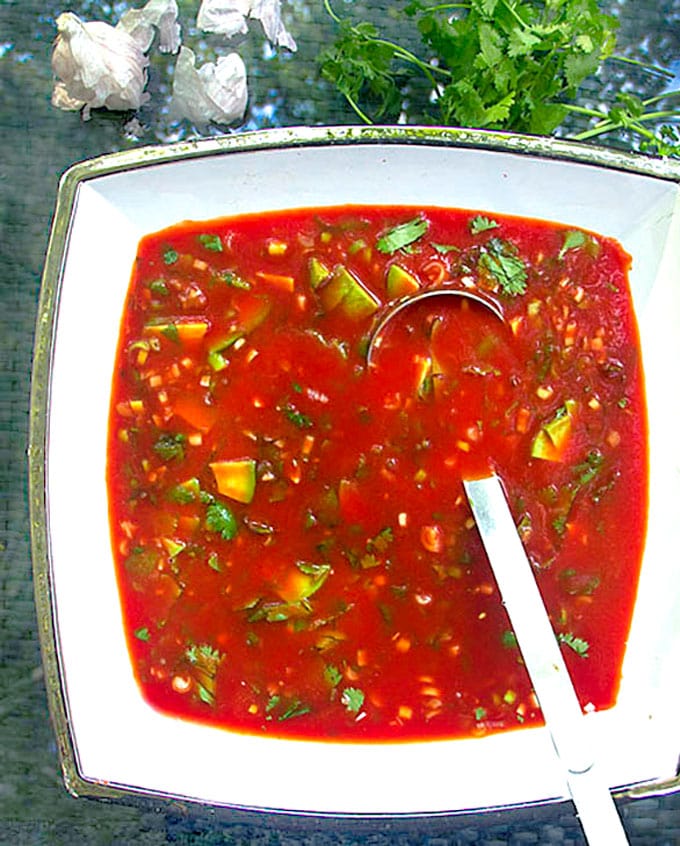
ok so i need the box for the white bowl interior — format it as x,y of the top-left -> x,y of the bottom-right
46,141 -> 680,814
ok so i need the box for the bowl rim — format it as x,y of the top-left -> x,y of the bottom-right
28,124 -> 680,814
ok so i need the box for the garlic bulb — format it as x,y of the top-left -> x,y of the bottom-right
170,46 -> 247,129
197,0 -> 297,51
51,12 -> 150,118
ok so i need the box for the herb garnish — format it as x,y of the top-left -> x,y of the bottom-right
266,695 -> 311,721
341,687 -> 365,714
558,631 -> 590,658
376,216 -> 429,254
153,433 -> 186,462
479,238 -> 528,295
149,279 -> 169,297
324,664 -> 343,687
205,501 -> 238,540
219,270 -> 251,289
558,229 -> 587,259
470,215 -> 499,235
283,403 -> 313,429
197,233 -> 223,252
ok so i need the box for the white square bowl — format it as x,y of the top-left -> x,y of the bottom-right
30,126 -> 680,816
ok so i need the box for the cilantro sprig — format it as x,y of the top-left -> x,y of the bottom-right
320,0 -> 680,156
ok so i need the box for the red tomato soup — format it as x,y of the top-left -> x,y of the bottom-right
107,206 -> 647,742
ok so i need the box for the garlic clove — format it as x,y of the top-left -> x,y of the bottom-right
52,12 -> 150,115
170,46 -> 247,129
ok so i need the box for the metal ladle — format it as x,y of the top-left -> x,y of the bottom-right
365,287 -> 504,367
365,287 -> 629,845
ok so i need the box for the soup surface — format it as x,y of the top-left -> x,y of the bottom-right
108,205 -> 647,741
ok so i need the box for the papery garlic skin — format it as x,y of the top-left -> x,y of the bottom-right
52,12 -> 150,118
251,0 -> 297,52
170,46 -> 247,129
118,0 -> 182,54
196,0 -> 297,52
51,80 -> 85,111
197,0 -> 252,39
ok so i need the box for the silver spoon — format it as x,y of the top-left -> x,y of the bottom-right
366,288 -> 629,844
465,474 -> 629,845
365,287 -> 504,367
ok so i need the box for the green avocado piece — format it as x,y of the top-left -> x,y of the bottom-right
318,265 -> 380,319
309,257 -> 331,290
531,399 -> 577,461
386,264 -> 420,298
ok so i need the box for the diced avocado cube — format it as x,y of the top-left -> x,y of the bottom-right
531,399 -> 577,461
161,537 -> 186,559
309,257 -> 331,289
207,331 -> 244,370
318,265 -> 380,320
386,264 -> 420,298
210,458 -> 257,504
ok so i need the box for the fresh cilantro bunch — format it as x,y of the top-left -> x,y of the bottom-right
412,0 -> 617,134
319,0 -> 680,156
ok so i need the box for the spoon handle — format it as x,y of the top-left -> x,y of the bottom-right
463,475 -> 629,846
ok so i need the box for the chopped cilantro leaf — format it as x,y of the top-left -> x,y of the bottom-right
324,664 -> 343,687
479,238 -> 528,296
574,450 -> 604,486
149,279 -> 169,297
278,699 -> 311,721
559,229 -> 587,259
207,552 -> 222,572
198,233 -> 223,252
474,706 -> 487,721
552,514 -> 568,536
134,626 -> 150,642
367,526 -> 394,554
219,270 -> 250,289
205,501 -> 238,540
376,216 -> 429,254
265,694 -> 311,721
431,242 -> 460,254
153,433 -> 186,462
341,687 -> 365,713
558,632 -> 590,658
283,403 -> 313,429
470,215 -> 499,235
186,643 -> 222,665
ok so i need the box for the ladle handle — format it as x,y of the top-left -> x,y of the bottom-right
463,475 -> 629,846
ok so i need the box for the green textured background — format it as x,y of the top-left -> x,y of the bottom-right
2,1 -> 680,843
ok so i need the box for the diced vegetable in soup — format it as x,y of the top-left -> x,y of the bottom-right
108,206 -> 647,741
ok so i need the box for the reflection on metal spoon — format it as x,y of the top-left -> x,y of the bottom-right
366,287 -> 505,367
